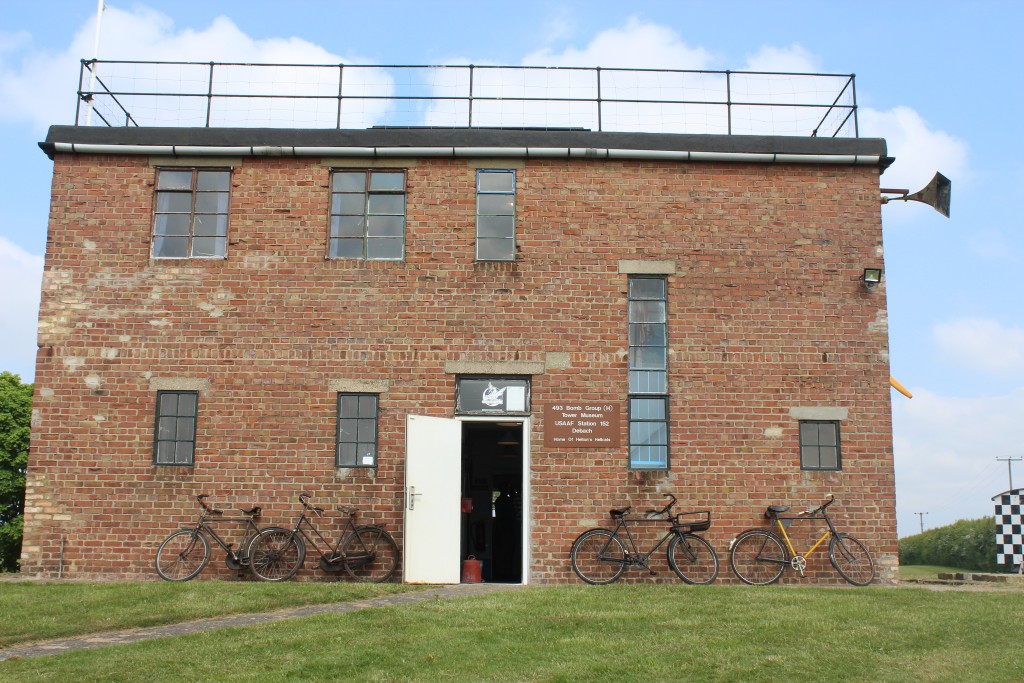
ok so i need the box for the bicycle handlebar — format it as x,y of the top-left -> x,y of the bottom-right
299,492 -> 325,516
196,493 -> 222,515
799,495 -> 836,516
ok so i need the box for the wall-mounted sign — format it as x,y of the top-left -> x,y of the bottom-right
456,377 -> 531,415
544,402 -> 620,448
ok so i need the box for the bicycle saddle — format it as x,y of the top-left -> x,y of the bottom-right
765,505 -> 789,518
237,505 -> 261,516
610,506 -> 631,518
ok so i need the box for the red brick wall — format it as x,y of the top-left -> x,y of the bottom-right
23,153 -> 896,583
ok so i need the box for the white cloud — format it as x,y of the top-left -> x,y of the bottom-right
934,318 -> 1024,375
860,105 -> 968,200
0,6 -> 391,130
0,238 -> 43,381
893,386 -> 1024,535
743,44 -> 821,73
522,17 -> 713,69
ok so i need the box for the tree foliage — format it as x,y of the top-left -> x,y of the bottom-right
0,371 -> 32,571
899,517 -> 1006,573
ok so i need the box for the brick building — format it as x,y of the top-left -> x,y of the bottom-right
23,72 -> 898,582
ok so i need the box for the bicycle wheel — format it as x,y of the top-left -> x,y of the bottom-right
239,526 -> 290,570
570,529 -> 627,584
155,529 -> 211,581
829,534 -> 875,586
340,526 -> 399,583
667,533 -> 719,585
249,529 -> 306,581
729,529 -> 787,585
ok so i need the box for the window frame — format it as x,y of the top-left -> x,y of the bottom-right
328,169 -> 407,261
153,390 -> 198,467
627,275 -> 669,470
475,169 -> 516,261
152,167 -> 231,260
335,393 -> 380,468
799,419 -> 842,471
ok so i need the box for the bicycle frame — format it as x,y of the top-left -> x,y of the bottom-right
771,513 -> 838,575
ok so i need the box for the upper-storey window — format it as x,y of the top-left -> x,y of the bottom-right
800,420 -> 842,470
330,170 -> 406,260
476,170 -> 516,261
153,168 -> 230,259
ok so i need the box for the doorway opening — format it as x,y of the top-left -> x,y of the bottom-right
461,421 -> 523,583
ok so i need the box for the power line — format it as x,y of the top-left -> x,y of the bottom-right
914,511 -> 929,533
996,456 -> 1023,491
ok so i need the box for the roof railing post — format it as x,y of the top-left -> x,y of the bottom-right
468,64 -> 475,128
205,61 -> 215,128
850,74 -> 859,138
336,64 -> 344,129
76,59 -> 88,126
726,70 -> 732,136
596,66 -> 602,132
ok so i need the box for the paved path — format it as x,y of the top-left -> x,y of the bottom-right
0,583 -> 521,662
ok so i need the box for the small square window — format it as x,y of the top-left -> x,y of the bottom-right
153,391 -> 198,466
799,420 -> 842,470
337,393 -> 379,468
329,170 -> 406,261
152,169 -> 230,259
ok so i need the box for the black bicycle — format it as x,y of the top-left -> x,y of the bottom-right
570,494 -> 719,585
155,494 -> 283,581
248,492 -> 399,582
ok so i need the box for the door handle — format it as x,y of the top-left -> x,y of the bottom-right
408,486 -> 423,510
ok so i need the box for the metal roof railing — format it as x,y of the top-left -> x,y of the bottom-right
76,60 -> 858,138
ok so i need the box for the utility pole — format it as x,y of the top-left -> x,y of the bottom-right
914,512 -> 928,533
996,456 -> 1023,491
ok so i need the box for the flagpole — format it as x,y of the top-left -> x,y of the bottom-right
84,0 -> 105,126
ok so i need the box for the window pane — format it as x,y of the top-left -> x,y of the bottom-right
191,237 -> 226,258
332,172 -> 366,192
332,193 -> 366,215
629,300 -> 666,323
629,278 -> 666,300
357,395 -> 377,418
478,194 -> 515,215
159,393 -> 179,414
196,170 -> 230,191
176,418 -> 195,441
156,441 -> 176,464
156,192 -> 193,213
153,236 -> 189,258
331,215 -> 366,238
339,394 -> 359,418
368,194 -> 405,216
356,418 -> 376,442
177,393 -> 196,415
629,323 -> 666,347
195,191 -> 229,214
369,172 -> 404,191
193,214 -> 228,236
366,238 -> 403,260
357,443 -> 376,466
629,370 -> 667,393
158,416 -> 177,440
631,398 -> 665,420
800,422 -> 818,446
338,418 -> 357,442
478,170 -> 515,192
157,170 -> 193,190
477,215 -> 514,238
338,442 -> 357,466
819,447 -> 838,469
631,445 -> 667,469
630,346 -> 667,370
154,214 -> 191,237
366,215 -> 404,237
817,423 -> 837,446
330,238 -> 364,259
477,237 -> 514,261
801,446 -> 819,468
175,442 -> 193,465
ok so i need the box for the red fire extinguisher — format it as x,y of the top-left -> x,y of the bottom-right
461,555 -> 483,583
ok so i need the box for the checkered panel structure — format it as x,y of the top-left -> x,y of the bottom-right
994,489 -> 1023,568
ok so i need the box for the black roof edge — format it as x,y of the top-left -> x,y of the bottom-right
40,125 -> 888,163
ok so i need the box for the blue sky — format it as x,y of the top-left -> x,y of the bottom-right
1,1 -> 1022,538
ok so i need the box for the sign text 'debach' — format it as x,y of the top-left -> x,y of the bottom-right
544,402 -> 620,448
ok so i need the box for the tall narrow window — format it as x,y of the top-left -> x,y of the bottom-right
329,170 -> 406,260
153,168 -> 230,258
800,420 -> 842,470
336,393 -> 379,468
628,277 -> 668,469
153,391 -> 197,466
476,169 -> 516,261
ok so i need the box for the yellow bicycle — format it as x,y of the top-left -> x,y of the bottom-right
729,495 -> 874,586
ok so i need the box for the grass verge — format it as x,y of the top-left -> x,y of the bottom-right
0,580 -> 420,647
1,584 -> 1022,682
898,564 -> 974,580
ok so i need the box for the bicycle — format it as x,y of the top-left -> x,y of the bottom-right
569,494 -> 719,585
729,495 -> 875,586
248,492 -> 399,582
155,494 -> 283,581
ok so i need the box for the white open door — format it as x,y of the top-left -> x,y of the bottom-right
404,414 -> 462,583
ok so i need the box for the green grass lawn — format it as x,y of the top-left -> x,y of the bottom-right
898,564 -> 974,580
1,584 -> 1022,682
0,581 -> 419,647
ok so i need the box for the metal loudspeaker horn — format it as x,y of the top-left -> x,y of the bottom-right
881,172 -> 951,217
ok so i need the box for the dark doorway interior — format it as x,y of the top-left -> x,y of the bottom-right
461,422 -> 523,583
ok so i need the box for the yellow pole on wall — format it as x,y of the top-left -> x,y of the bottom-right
889,376 -> 913,399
